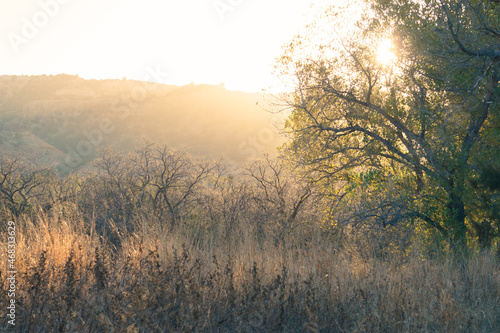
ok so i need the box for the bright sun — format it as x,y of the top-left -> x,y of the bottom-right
377,39 -> 396,65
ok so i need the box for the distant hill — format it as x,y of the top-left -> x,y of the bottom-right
0,75 -> 285,173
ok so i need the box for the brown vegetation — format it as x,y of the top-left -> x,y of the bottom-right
0,147 -> 499,332
1,213 -> 499,332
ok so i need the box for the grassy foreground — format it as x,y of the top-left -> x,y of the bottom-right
1,214 -> 499,333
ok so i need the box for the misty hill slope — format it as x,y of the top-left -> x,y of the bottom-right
0,75 -> 284,172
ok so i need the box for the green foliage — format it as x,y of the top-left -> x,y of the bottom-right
277,0 -> 500,251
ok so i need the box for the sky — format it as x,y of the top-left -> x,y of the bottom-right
0,0 -> 334,92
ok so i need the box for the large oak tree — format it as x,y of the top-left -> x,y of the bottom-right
277,0 -> 499,249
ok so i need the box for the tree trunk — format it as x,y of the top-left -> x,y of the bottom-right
447,181 -> 468,253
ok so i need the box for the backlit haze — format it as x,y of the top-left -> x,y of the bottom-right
1,0 -> 335,93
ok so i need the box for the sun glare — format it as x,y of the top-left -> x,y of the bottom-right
1,0 -> 319,93
377,38 -> 396,65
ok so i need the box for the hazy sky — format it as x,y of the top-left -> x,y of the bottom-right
1,0 -> 332,92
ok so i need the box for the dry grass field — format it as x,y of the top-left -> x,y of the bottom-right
1,211 -> 499,332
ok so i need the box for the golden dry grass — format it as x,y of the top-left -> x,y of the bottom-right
0,213 -> 499,332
